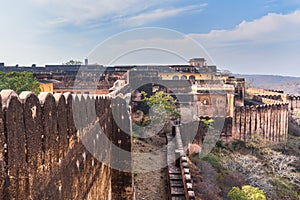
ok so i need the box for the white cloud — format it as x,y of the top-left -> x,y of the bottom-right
119,4 -> 207,26
31,0 -> 200,27
187,10 -> 300,75
189,10 -> 300,47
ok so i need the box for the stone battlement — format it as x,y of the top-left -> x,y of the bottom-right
232,102 -> 289,142
0,90 -> 132,200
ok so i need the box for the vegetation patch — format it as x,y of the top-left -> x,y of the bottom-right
0,71 -> 40,94
189,135 -> 300,200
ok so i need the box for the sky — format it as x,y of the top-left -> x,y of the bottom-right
1,0 -> 300,76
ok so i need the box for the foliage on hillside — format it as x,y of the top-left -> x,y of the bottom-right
228,185 -> 266,200
0,72 -> 40,94
189,136 -> 300,200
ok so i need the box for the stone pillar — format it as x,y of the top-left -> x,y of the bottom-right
250,106 -> 256,137
256,106 -> 261,135
266,105 -> 271,141
274,105 -> 279,142
269,105 -> 274,142
245,106 -> 251,142
240,107 -> 246,141
263,105 -> 268,141
276,104 -> 281,142
285,104 -> 289,141
274,105 -> 278,142
235,107 -> 241,140
276,105 -> 281,142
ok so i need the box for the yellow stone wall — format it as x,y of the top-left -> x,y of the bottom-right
39,82 -> 53,93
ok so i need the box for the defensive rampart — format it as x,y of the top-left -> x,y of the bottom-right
0,90 -> 132,200
232,103 -> 289,142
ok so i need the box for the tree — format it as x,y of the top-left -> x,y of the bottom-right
63,60 -> 82,65
201,118 -> 214,129
0,72 -> 41,94
141,91 -> 180,119
133,91 -> 180,127
228,185 -> 266,200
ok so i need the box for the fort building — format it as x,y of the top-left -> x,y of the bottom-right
0,58 -> 295,143
0,58 -> 299,199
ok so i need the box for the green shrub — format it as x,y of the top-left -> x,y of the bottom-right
228,185 -> 266,200
202,154 -> 221,169
228,186 -> 248,200
270,177 -> 299,199
231,140 -> 246,151
0,71 -> 40,94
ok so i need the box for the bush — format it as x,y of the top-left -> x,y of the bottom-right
202,154 -> 222,169
270,177 -> 299,200
228,185 -> 266,200
228,186 -> 248,200
231,140 -> 246,151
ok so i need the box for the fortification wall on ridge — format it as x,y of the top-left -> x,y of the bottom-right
232,103 -> 289,142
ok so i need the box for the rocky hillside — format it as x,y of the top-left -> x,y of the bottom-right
189,135 -> 300,200
234,74 -> 300,95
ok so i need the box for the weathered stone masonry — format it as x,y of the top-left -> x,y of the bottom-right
231,104 -> 289,142
0,90 -> 133,200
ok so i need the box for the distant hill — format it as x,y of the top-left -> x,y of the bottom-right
233,74 -> 300,95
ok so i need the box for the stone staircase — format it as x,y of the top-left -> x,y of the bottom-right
166,126 -> 195,200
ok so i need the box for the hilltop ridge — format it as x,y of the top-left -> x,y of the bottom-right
234,74 -> 300,95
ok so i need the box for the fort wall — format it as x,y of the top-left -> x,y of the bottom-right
188,103 -> 289,144
232,103 -> 289,142
0,90 -> 132,200
247,88 -> 288,98
252,95 -> 283,105
288,95 -> 300,110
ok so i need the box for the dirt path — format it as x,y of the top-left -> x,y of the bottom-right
132,134 -> 169,200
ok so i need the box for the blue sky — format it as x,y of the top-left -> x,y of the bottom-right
1,0 -> 300,76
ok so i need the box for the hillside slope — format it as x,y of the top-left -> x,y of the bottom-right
234,74 -> 300,95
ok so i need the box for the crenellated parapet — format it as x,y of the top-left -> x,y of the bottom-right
247,88 -> 286,96
232,103 -> 289,143
287,95 -> 300,100
253,95 -> 284,105
246,88 -> 289,103
0,90 -> 133,200
287,95 -> 300,111
266,89 -> 284,93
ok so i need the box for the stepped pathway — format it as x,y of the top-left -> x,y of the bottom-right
166,133 -> 186,199
132,134 -> 169,200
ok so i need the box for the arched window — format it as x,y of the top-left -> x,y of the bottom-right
172,75 -> 179,80
181,75 -> 187,80
189,75 -> 196,82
